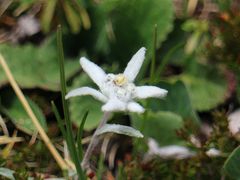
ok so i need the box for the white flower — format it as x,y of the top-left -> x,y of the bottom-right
144,138 -> 195,161
205,148 -> 221,157
66,47 -> 167,113
228,109 -> 240,140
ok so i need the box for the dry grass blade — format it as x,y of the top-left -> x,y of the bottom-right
1,130 -> 18,158
0,0 -> 13,17
0,54 -> 69,170
0,115 -> 9,136
0,135 -> 23,145
187,0 -> 198,16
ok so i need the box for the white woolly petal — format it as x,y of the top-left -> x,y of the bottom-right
65,87 -> 108,103
147,138 -> 195,159
80,57 -> 106,88
228,109 -> 240,137
102,99 -> 126,112
127,102 -> 145,113
123,47 -> 146,82
135,86 -> 168,99
206,148 -> 221,157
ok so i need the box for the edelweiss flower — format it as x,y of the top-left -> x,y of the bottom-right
66,47 -> 167,113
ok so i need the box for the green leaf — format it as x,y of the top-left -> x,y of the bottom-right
0,167 -> 15,180
70,95 -> 102,130
68,74 -> 103,130
77,111 -> 88,160
63,1 -> 81,33
0,36 -> 79,91
178,74 -> 227,111
96,124 -> 143,138
92,0 -> 174,65
1,94 -> 47,135
51,101 -> 67,140
40,0 -> 57,33
132,111 -> 183,145
223,146 -> 240,179
148,81 -> 199,123
216,0 -> 232,11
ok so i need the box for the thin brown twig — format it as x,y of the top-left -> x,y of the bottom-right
28,131 -> 38,146
0,115 -> 9,136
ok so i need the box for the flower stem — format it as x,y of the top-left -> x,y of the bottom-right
81,111 -> 111,170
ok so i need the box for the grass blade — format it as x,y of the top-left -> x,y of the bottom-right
57,25 -> 85,179
51,101 -> 67,141
150,24 -> 157,82
156,42 -> 184,78
77,111 -> 88,160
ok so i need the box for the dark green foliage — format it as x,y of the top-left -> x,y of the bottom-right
147,81 -> 199,123
90,0 -> 174,65
120,156 -> 227,179
0,37 -> 79,91
132,111 -> 184,145
206,111 -> 237,153
177,74 -> 227,111
57,26 -> 85,179
0,92 -> 47,135
224,146 -> 240,179
122,111 -> 237,179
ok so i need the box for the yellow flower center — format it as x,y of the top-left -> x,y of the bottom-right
114,74 -> 127,86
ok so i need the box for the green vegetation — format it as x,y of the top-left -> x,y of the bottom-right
0,0 -> 240,179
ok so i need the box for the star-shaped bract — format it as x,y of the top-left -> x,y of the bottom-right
66,47 -> 167,113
